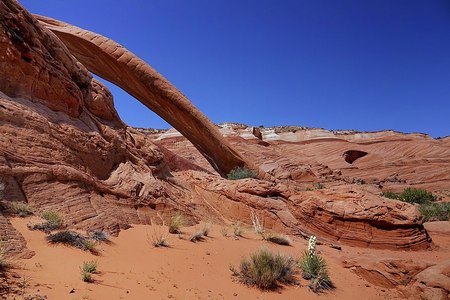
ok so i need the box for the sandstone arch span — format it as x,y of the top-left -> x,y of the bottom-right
35,15 -> 265,179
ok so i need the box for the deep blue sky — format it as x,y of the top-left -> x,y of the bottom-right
21,0 -> 450,137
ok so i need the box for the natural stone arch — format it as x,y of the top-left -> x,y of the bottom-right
36,15 -> 266,179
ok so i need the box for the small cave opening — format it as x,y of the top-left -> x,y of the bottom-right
343,150 -> 368,164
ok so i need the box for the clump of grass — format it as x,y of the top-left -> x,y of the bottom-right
381,188 -> 436,204
201,223 -> 211,237
232,222 -> 245,237
227,167 -> 257,180
147,226 -> 170,248
11,202 -> 33,217
230,248 -> 295,289
250,211 -> 264,236
82,260 -> 98,274
189,230 -> 205,242
31,210 -> 63,232
0,241 -> 9,270
169,212 -> 184,234
80,262 -> 97,283
315,183 -> 325,190
419,202 -> 450,221
265,234 -> 292,246
89,230 -> 109,242
46,231 -> 97,253
221,227 -> 229,237
298,236 -> 333,292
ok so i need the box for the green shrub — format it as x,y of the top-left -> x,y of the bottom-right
227,167 -> 257,180
11,202 -> 33,217
230,248 -> 295,289
299,236 -> 333,292
46,231 -> 97,253
32,211 -> 63,232
400,188 -> 436,204
89,230 -> 109,242
82,260 -> 98,274
381,188 -> 436,204
81,270 -> 92,282
315,183 -> 325,190
419,202 -> 450,221
169,213 -> 184,234
265,234 -> 291,246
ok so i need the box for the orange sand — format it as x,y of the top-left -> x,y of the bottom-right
8,217 -> 415,299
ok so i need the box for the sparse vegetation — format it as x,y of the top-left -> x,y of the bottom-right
46,231 -> 97,253
11,202 -> 33,217
189,230 -> 204,242
89,230 -> 109,242
418,202 -> 450,221
81,270 -> 92,283
169,212 -> 184,234
232,222 -> 245,237
298,236 -> 333,292
230,247 -> 295,289
31,210 -> 63,232
381,188 -> 436,204
227,167 -> 257,180
147,226 -> 170,248
250,211 -> 264,236
82,260 -> 98,274
265,234 -> 292,246
315,183 -> 325,190
221,227 -> 229,237
201,223 -> 211,237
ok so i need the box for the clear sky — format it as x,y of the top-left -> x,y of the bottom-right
21,0 -> 450,137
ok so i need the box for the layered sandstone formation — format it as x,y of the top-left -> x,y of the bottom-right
1,0 -> 447,257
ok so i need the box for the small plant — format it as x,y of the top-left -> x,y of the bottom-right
31,210 -> 63,232
201,223 -> 211,237
89,230 -> 109,242
46,231 -> 97,253
81,270 -> 93,283
230,247 -> 295,289
82,260 -> 98,274
419,202 -> 450,222
189,230 -> 204,242
169,212 -> 184,234
381,188 -> 436,204
250,211 -> 264,236
265,234 -> 291,246
298,236 -> 333,292
11,202 -> 33,217
315,183 -> 325,190
147,226 -> 170,248
227,167 -> 257,180
232,222 -> 245,237
221,227 -> 229,237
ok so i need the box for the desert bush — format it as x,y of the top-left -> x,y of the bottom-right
11,202 -> 33,217
81,270 -> 92,282
419,202 -> 450,221
147,226 -> 170,248
227,167 -> 257,180
82,260 -> 98,274
89,230 -> 109,242
265,234 -> 291,246
169,212 -> 184,234
298,236 -> 333,292
189,230 -> 204,242
46,231 -> 97,253
201,223 -> 211,237
315,183 -> 325,190
230,248 -> 295,289
31,210 -> 63,232
382,188 -> 436,204
250,211 -> 264,236
232,222 -> 245,237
